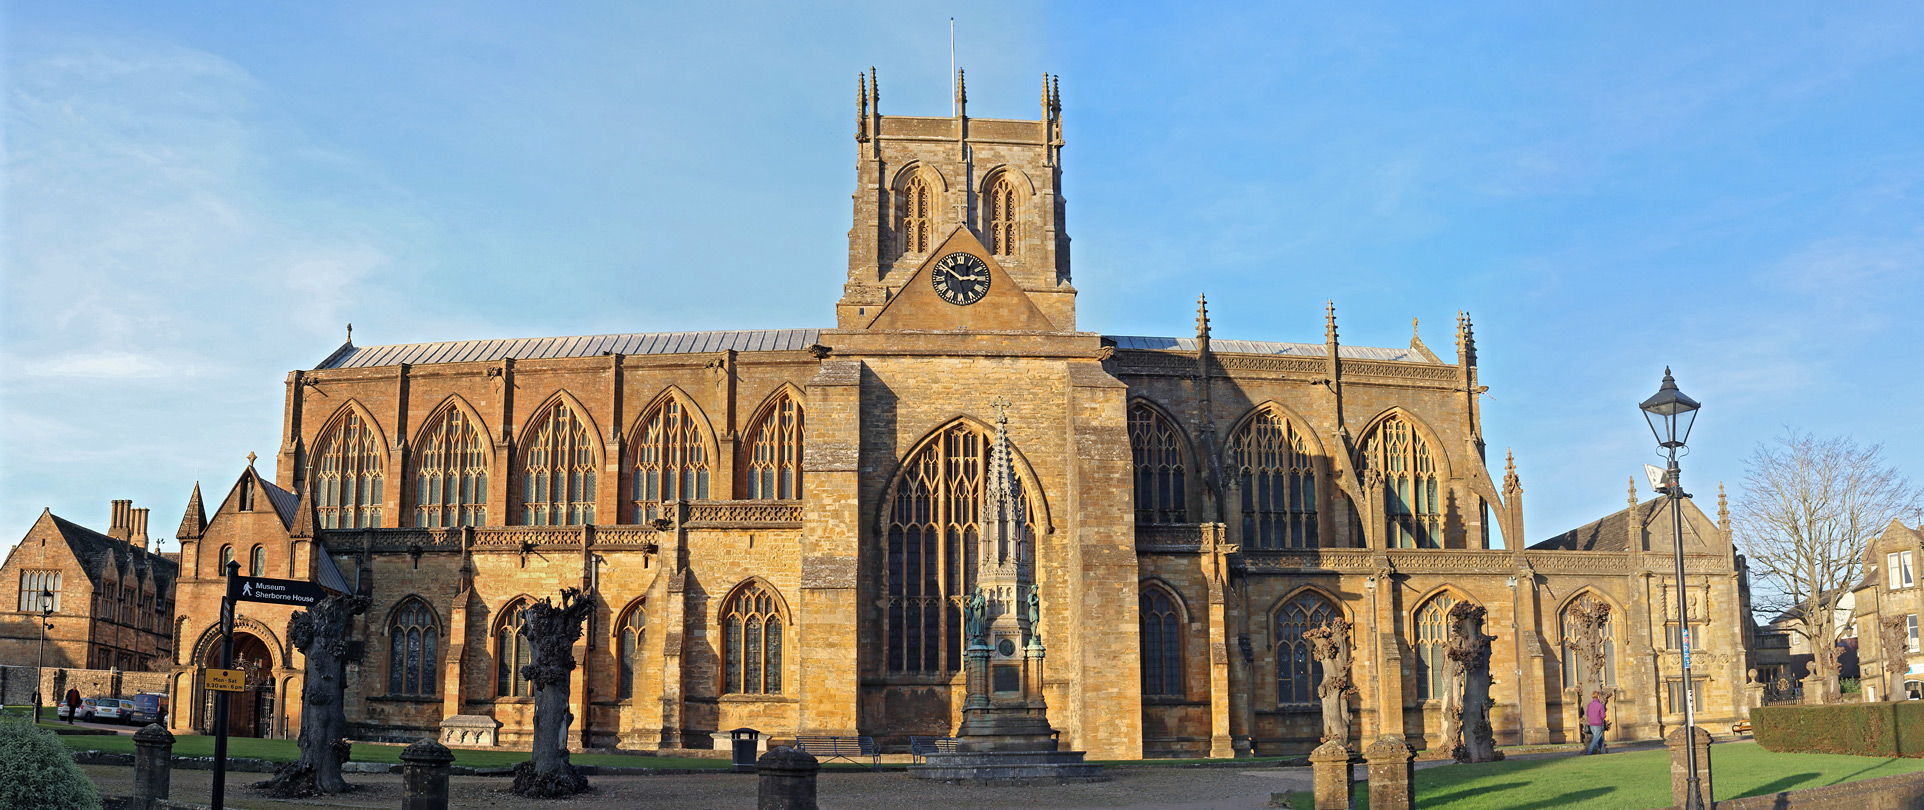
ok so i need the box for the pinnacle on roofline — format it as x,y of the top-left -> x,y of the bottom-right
1195,293 -> 1210,340
1324,300 -> 1338,344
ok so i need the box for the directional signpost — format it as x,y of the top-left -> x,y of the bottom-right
210,565 -> 337,810
234,576 -> 327,608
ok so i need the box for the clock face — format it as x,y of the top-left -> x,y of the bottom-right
930,252 -> 991,306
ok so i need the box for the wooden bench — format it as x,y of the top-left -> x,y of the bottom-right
794,735 -> 879,769
908,735 -> 960,763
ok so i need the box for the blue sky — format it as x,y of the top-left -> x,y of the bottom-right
5,2 -> 1922,553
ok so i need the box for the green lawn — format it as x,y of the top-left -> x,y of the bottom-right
1335,742 -> 1924,809
55,732 -> 730,770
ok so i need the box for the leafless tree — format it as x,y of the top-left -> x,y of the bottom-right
1735,430 -> 1923,703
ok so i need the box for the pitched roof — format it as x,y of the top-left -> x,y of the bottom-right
1530,497 -> 1667,552
45,512 -> 178,589
318,329 -> 823,369
259,478 -> 300,530
1107,335 -> 1436,363
176,483 -> 207,539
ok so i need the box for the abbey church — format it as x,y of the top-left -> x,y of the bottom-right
14,71 -> 1757,760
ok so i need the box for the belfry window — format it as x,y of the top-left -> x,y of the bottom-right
896,172 -> 934,256
985,174 -> 1018,256
415,405 -> 489,527
882,422 -> 1035,676
1415,594 -> 1459,700
1128,404 -> 1187,525
496,599 -> 532,697
721,584 -> 783,695
1276,592 -> 1338,705
388,600 -> 438,697
521,400 -> 597,526
617,603 -> 645,700
743,393 -> 803,500
1231,409 -> 1317,549
632,397 -> 710,520
314,410 -> 385,529
1365,415 -> 1442,548
1140,586 -> 1183,697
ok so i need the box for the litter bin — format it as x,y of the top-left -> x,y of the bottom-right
730,727 -> 761,773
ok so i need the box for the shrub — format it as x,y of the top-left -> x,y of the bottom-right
1843,678 -> 1862,694
0,715 -> 100,810
1753,702 -> 1924,757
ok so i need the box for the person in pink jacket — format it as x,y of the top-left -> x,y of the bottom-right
1584,693 -> 1608,755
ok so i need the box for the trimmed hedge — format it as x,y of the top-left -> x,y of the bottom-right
1753,702 -> 1924,757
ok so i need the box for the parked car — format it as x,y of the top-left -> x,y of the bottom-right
91,698 -> 124,723
129,693 -> 168,725
57,698 -> 101,722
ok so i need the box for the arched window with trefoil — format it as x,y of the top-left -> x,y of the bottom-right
1363,414 -> 1442,548
313,407 -> 385,529
1415,592 -> 1460,700
721,583 -> 783,695
896,170 -> 935,256
387,599 -> 439,696
984,172 -> 1018,256
1140,585 -> 1184,697
743,391 -> 803,500
632,395 -> 710,521
414,402 -> 489,527
616,601 -> 645,700
521,398 -> 597,526
1128,403 -> 1187,525
495,598 -> 533,697
1275,591 -> 1339,705
1230,408 -> 1317,548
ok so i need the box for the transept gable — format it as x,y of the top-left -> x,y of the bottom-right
859,227 -> 1059,333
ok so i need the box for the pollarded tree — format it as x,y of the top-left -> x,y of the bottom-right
510,588 -> 595,798
1735,431 -> 1922,704
258,592 -> 369,797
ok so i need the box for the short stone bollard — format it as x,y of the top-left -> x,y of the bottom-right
400,738 -> 456,810
1363,736 -> 1414,810
1665,726 -> 1713,810
132,722 -> 174,809
756,746 -> 820,810
1308,741 -> 1353,810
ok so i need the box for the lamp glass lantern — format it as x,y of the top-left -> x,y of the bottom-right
1639,366 -> 1701,450
40,589 -> 53,615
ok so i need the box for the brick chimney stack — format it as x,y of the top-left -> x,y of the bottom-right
109,499 -> 133,541
130,507 -> 150,551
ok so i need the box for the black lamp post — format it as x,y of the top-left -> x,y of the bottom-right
1640,367 -> 1705,810
35,588 -> 54,724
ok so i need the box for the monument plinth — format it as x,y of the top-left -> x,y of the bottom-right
909,401 -> 1102,784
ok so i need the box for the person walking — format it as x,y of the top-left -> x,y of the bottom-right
65,687 -> 82,725
1584,692 -> 1608,755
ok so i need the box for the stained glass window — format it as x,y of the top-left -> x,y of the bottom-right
1231,409 -> 1317,548
496,599 -> 531,697
388,600 -> 438,696
744,393 -> 803,500
1276,592 -> 1339,704
521,400 -> 597,526
1140,587 -> 1184,697
722,584 -> 782,694
632,397 -> 709,521
415,404 -> 489,527
1366,416 -> 1442,548
314,409 -> 385,529
617,604 -> 644,700
1415,594 -> 1459,700
1128,404 -> 1187,525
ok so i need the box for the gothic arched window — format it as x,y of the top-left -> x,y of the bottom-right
495,598 -> 532,697
1128,404 -> 1187,525
744,393 -> 803,500
314,409 -> 385,529
219,545 -> 233,573
882,422 -> 1035,675
415,404 -> 489,527
249,546 -> 265,577
1140,586 -> 1183,697
617,602 -> 645,700
1561,594 -> 1618,689
632,397 -> 710,521
1415,593 -> 1459,700
985,174 -> 1018,256
1365,415 -> 1442,548
1231,409 -> 1317,548
896,171 -> 934,256
388,600 -> 439,697
722,584 -> 783,695
521,399 -> 597,526
1276,592 -> 1339,705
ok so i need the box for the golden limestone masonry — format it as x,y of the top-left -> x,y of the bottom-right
12,70 -> 1754,759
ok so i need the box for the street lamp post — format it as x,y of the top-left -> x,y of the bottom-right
35,588 -> 54,724
1640,367 -> 1705,810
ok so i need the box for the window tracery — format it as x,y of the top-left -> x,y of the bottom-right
18,571 -> 61,612
632,397 -> 709,520
495,598 -> 532,697
314,409 -> 385,529
1276,591 -> 1338,704
1128,404 -> 1188,525
388,600 -> 438,697
1140,586 -> 1183,697
1364,415 -> 1442,548
617,603 -> 645,700
882,422 -> 1035,675
1231,409 -> 1317,548
721,584 -> 782,695
521,400 -> 597,526
896,171 -> 934,256
1415,593 -> 1459,700
743,393 -> 802,500
415,405 -> 489,527
985,174 -> 1018,256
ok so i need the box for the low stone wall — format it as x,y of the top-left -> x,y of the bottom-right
0,665 -> 169,704
1709,770 -> 1924,810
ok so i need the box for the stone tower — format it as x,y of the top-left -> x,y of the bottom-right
839,68 -> 1073,330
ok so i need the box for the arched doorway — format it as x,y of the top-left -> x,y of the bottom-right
200,633 -> 276,738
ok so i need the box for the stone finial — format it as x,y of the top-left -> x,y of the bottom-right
1503,449 -> 1521,496
1629,476 -> 1639,509
856,72 -> 869,141
1718,482 -> 1730,530
955,68 -> 967,114
1456,312 -> 1476,366
1195,293 -> 1210,340
346,323 -> 353,343
1325,300 -> 1338,344
870,67 -> 879,111
1413,317 -> 1420,339
247,451 -> 257,467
